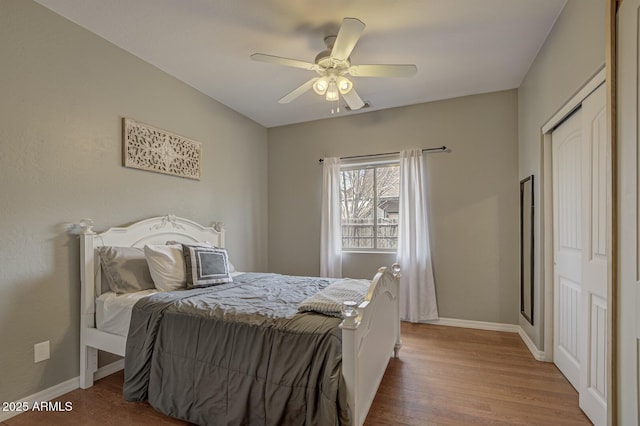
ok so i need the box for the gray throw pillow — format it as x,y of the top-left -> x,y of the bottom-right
97,246 -> 155,294
181,244 -> 233,288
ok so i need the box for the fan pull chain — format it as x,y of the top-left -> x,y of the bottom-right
331,93 -> 340,114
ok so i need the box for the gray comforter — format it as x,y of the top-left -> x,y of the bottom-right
123,273 -> 351,426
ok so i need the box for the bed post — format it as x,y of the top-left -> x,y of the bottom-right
340,314 -> 360,426
79,219 -> 98,389
212,221 -> 225,248
392,263 -> 402,358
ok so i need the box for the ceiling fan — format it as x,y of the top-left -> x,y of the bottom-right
251,17 -> 417,112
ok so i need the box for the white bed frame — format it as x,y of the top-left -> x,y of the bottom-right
79,214 -> 401,426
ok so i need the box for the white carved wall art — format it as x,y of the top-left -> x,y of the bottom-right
123,118 -> 202,180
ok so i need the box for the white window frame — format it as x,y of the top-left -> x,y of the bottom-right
340,156 -> 400,253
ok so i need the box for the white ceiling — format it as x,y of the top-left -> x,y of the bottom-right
34,0 -> 566,128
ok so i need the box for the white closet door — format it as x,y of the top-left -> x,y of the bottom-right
552,83 -> 608,425
578,83 -> 607,425
552,108 -> 583,390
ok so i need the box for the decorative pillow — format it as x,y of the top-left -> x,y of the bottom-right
168,240 -> 236,273
181,243 -> 233,288
96,246 -> 155,294
143,244 -> 186,291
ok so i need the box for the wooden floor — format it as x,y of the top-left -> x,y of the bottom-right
3,323 -> 591,426
366,323 -> 591,425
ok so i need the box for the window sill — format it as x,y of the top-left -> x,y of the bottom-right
342,250 -> 397,255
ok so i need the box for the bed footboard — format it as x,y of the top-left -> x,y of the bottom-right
340,264 -> 401,426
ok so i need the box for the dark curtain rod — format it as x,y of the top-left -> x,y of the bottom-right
318,146 -> 447,164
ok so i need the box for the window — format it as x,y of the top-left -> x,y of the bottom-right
340,161 -> 400,251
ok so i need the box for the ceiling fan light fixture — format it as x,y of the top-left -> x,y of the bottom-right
337,76 -> 353,94
313,77 -> 329,95
325,81 -> 339,101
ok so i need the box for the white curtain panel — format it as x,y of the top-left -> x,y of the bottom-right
397,149 -> 439,321
320,157 -> 343,278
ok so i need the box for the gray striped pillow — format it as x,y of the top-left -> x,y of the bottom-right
181,244 -> 233,288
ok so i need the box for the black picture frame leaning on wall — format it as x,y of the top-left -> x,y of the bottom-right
520,175 -> 534,325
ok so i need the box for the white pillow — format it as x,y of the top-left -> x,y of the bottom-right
144,244 -> 186,291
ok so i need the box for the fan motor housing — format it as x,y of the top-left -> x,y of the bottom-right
315,35 -> 351,70
315,50 -> 350,70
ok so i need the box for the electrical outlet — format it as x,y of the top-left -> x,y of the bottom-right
34,341 -> 50,363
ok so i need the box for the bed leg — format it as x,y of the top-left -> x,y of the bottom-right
80,345 -> 97,389
393,341 -> 403,358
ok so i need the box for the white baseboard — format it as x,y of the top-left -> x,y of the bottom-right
423,317 -> 548,361
517,327 -> 548,361
425,317 -> 520,333
0,360 -> 125,422
94,359 -> 124,381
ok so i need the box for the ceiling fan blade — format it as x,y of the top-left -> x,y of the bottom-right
278,78 -> 319,104
251,53 -> 318,71
348,64 -> 417,78
342,88 -> 365,110
331,18 -> 365,61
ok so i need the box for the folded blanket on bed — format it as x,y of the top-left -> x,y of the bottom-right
298,278 -> 371,317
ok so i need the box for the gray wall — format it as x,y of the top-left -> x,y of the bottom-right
269,90 -> 519,324
517,0 -> 605,350
0,0 -> 268,404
